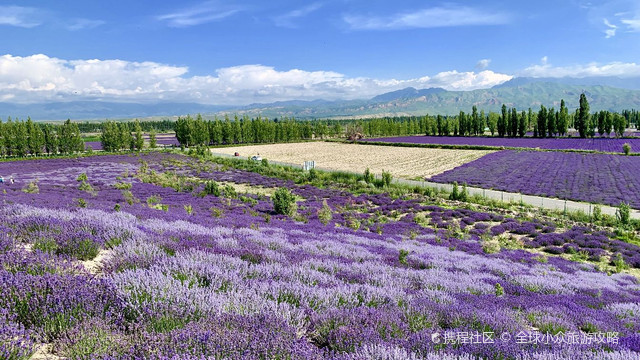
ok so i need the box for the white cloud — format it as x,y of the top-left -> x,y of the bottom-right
476,59 -> 491,70
0,54 -> 514,105
343,5 -> 510,30
274,3 -> 323,28
521,59 -> 640,78
621,18 -> 640,31
66,18 -> 106,31
541,56 -> 549,65
604,18 -> 617,38
0,6 -> 42,28
157,1 -> 241,27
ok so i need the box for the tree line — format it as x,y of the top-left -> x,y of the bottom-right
99,120 -> 149,152
0,118 -> 84,157
77,119 -> 175,133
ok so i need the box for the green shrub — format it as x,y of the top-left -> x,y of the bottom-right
22,180 -> 39,194
272,187 -> 297,216
76,173 -> 88,182
623,143 -> 631,155
398,249 -> 410,265
222,184 -> 237,198
381,170 -> 393,187
308,168 -> 318,181
616,202 -> 631,226
317,200 -> 333,225
593,205 -> 602,221
204,181 -> 220,196
363,168 -> 374,184
449,182 -> 460,201
495,283 -> 504,297
261,158 -> 269,167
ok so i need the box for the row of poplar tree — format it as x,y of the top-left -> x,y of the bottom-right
99,120 -> 158,152
0,118 -> 84,157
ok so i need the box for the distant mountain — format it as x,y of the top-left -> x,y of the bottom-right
3,77 -> 640,121
370,87 -> 446,102
224,82 -> 640,119
0,101 -> 228,122
494,76 -> 640,90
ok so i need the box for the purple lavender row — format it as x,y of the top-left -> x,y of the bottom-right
429,150 -> 640,208
365,135 -> 640,153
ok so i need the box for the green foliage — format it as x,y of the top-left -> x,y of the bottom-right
495,283 -> 504,297
592,205 -> 602,221
184,204 -> 193,215
381,170 -> 392,187
22,180 -> 39,194
317,199 -> 333,225
398,249 -> 410,265
204,180 -> 220,196
76,173 -> 88,182
308,168 -> 318,181
76,198 -> 87,208
616,202 -> 631,226
148,128 -> 157,148
222,184 -> 237,198
113,203 -> 121,212
612,253 -> 629,273
272,187 -> 297,216
623,143 -> 631,155
363,168 -> 374,184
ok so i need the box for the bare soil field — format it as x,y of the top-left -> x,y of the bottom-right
212,142 -> 494,179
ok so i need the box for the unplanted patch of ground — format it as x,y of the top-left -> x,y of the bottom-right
212,142 -> 494,179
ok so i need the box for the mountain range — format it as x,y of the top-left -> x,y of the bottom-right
2,76 -> 640,121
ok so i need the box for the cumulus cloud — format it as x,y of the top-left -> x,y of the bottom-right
0,54 -> 514,105
343,5 -> 510,30
521,58 -> 640,78
157,1 -> 242,27
476,59 -> 491,70
0,6 -> 42,28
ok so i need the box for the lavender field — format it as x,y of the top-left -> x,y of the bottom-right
366,136 -> 640,153
0,152 -> 639,359
430,150 -> 640,209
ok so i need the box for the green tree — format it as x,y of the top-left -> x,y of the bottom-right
149,128 -> 157,148
557,100 -> 569,136
518,110 -> 526,137
576,93 -> 590,138
42,124 -> 58,155
133,119 -> 144,150
497,104 -> 507,137
547,107 -> 556,137
487,112 -> 498,136
537,105 -> 547,138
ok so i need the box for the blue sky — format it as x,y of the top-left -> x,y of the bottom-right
1,0 -> 639,105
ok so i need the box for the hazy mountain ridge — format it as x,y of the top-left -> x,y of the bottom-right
2,77 -> 640,121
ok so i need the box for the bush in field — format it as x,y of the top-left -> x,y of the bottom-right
623,143 -> 631,155
449,182 -> 468,201
381,170 -> 392,187
363,168 -> 374,184
204,181 -> 220,196
272,187 -> 297,216
222,184 -> 237,198
616,202 -> 631,226
308,168 -> 318,181
317,200 -> 333,225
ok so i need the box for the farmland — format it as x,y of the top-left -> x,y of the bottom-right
429,150 -> 640,209
365,135 -> 640,153
1,151 -> 639,359
212,142 -> 494,179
